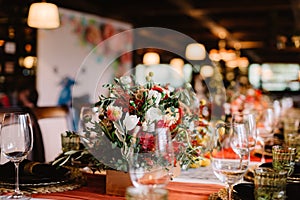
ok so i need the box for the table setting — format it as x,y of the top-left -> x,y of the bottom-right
0,73 -> 299,200
0,160 -> 82,194
0,113 -> 85,199
205,91 -> 300,200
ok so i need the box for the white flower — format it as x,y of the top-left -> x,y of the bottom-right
147,90 -> 161,106
145,107 -> 162,123
90,132 -> 98,138
120,76 -> 132,85
163,107 -> 180,126
123,112 -> 139,131
142,122 -> 148,131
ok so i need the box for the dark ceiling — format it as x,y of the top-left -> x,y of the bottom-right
2,0 -> 300,64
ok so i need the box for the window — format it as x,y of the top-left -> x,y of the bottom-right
249,63 -> 300,91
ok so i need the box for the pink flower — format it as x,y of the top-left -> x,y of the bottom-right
107,105 -> 122,121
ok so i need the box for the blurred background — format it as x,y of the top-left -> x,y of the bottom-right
0,0 -> 299,108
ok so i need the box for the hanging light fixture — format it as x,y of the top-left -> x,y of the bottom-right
185,43 -> 206,60
209,40 -> 236,62
209,40 -> 249,68
200,65 -> 214,78
21,56 -> 37,69
143,52 -> 160,65
170,58 -> 184,75
27,1 -> 60,29
170,58 -> 184,68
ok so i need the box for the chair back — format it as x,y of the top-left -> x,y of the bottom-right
32,105 -> 71,163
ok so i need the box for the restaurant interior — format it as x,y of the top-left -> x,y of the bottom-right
0,0 -> 299,199
0,0 -> 299,101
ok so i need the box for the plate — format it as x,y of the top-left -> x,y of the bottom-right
0,162 -> 70,187
234,183 -> 299,200
233,183 -> 254,200
0,175 -> 70,187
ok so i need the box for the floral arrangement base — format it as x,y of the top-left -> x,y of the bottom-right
106,170 -> 132,196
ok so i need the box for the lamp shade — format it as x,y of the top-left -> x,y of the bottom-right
170,58 -> 184,75
143,52 -> 160,65
170,58 -> 184,68
200,65 -> 214,78
27,2 -> 60,29
185,43 -> 206,60
23,56 -> 37,69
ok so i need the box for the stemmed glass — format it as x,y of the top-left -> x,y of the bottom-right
231,112 -> 257,152
128,124 -> 174,197
0,113 -> 34,200
257,108 -> 275,163
261,108 -> 275,135
211,123 -> 250,200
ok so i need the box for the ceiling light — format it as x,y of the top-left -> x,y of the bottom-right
237,57 -> 249,68
292,35 -> 300,48
200,65 -> 214,78
276,35 -> 287,49
23,56 -> 37,69
170,58 -> 184,75
208,49 -> 221,61
143,52 -> 160,65
27,1 -> 60,29
170,58 -> 184,68
185,43 -> 206,60
209,40 -> 249,68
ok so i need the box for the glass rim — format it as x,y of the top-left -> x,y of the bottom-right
272,145 -> 297,153
254,167 -> 288,176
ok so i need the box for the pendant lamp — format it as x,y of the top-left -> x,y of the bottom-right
185,43 -> 206,60
143,52 -> 160,65
170,58 -> 184,75
27,1 -> 60,29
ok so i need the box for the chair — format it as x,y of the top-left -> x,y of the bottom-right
0,107 -> 45,163
32,105 -> 72,163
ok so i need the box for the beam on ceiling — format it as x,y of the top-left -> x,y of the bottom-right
168,0 -> 263,62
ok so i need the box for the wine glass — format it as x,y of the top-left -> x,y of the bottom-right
261,108 -> 275,135
211,122 -> 250,200
0,113 -> 34,200
273,100 -> 282,130
128,124 -> 174,196
256,108 -> 275,162
231,112 -> 257,152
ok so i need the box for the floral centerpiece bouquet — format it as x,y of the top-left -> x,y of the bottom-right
53,72 -> 213,172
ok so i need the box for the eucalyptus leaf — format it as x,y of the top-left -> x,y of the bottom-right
64,150 -> 80,155
51,156 -> 67,166
59,155 -> 71,166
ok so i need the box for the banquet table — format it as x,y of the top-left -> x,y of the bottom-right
27,153 -> 270,200
31,172 -> 224,200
